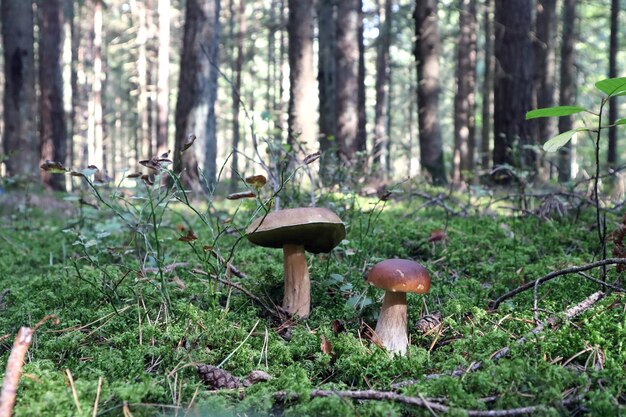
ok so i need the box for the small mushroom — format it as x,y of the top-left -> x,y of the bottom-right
246,207 -> 345,318
367,259 -> 431,355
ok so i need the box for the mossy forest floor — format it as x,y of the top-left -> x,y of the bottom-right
0,181 -> 625,416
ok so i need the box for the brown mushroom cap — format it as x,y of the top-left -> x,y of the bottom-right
367,259 -> 431,293
246,207 -> 346,254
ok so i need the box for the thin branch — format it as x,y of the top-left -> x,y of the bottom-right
0,327 -> 34,417
489,258 -> 626,310
274,389 -> 581,416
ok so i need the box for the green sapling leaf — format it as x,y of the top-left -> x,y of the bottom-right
543,129 -> 588,152
525,106 -> 587,120
595,77 -> 626,97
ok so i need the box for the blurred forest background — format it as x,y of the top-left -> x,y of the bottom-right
0,0 -> 624,194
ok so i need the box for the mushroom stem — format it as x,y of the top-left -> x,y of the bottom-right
375,291 -> 409,355
282,243 -> 310,318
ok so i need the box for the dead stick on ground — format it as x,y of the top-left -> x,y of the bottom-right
0,316 -> 59,417
274,389 -> 581,416
489,258 -> 626,310
393,291 -> 605,387
0,327 -> 34,417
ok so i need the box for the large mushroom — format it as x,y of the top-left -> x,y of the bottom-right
367,259 -> 431,355
246,207 -> 345,318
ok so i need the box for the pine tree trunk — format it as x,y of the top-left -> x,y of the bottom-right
480,0 -> 493,170
2,0 -> 39,178
373,0 -> 392,176
493,0 -> 534,176
607,0 -> 619,168
533,0 -> 557,180
356,0 -> 367,155
414,0 -> 447,185
173,0 -> 220,187
229,0 -> 245,193
287,0 -> 317,150
133,0 -> 151,160
558,0 -> 576,182
87,0 -> 104,171
39,0 -> 67,190
453,0 -> 477,185
156,0 -> 171,155
335,0 -> 360,165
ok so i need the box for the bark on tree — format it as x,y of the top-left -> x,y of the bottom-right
2,0 -> 39,178
493,0 -> 534,176
156,0 -> 171,155
39,0 -> 67,190
558,0 -> 576,182
607,0 -> 619,168
173,0 -> 221,186
287,0 -> 317,149
373,0 -> 393,176
480,0 -> 493,170
335,0 -> 360,165
229,0 -> 245,193
356,0 -> 367,155
452,0 -> 477,185
414,0 -> 447,185
317,0 -> 337,181
533,0 -> 557,175
87,0 -> 104,171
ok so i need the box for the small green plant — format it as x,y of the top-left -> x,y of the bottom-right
526,76 -> 626,276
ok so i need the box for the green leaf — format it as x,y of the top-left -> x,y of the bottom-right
614,118 -> 626,126
595,77 -> 626,97
526,106 -> 587,120
543,129 -> 588,152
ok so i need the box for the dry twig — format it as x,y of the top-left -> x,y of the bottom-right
274,389 -> 580,416
0,327 -> 34,417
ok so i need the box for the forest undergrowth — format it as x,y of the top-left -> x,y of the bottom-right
0,174 -> 625,417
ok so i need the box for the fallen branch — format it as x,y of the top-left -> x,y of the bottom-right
0,316 -> 59,417
393,291 -> 605,387
0,327 -> 33,417
274,389 -> 580,416
489,258 -> 626,311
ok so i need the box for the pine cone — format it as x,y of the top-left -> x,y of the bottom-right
197,365 -> 242,389
415,311 -> 443,334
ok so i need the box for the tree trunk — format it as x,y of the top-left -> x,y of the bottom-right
317,0 -> 337,181
452,0 -> 477,185
229,0 -> 246,193
493,0 -> 534,176
2,0 -> 39,178
133,0 -> 151,160
533,0 -> 557,180
87,0 -> 104,171
203,0 -> 221,186
173,0 -> 221,187
373,0 -> 393,176
39,0 -> 67,190
414,0 -> 447,185
607,0 -> 619,168
356,0 -> 367,155
480,0 -> 493,170
335,0 -> 360,165
287,0 -> 317,149
557,0 -> 576,182
156,0 -> 170,155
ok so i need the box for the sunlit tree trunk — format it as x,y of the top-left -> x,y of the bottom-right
156,0 -> 171,155
87,0 -> 104,171
558,0 -> 576,182
39,0 -> 67,190
2,0 -> 39,178
607,0 -> 619,168
414,0 -> 447,185
173,0 -> 221,187
373,0 -> 392,177
480,0 -> 493,170
493,0 -> 534,176
453,0 -> 477,185
287,0 -> 317,149
229,0 -> 245,193
335,0 -> 359,164
131,0 -> 151,160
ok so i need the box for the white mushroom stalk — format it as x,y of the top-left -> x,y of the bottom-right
282,243 -> 311,317
375,291 -> 409,355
